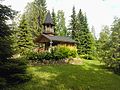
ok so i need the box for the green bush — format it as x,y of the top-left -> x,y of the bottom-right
69,47 -> 78,58
0,59 -> 27,77
0,77 -> 6,88
27,45 -> 77,61
0,58 -> 31,85
8,74 -> 32,84
80,54 -> 95,60
27,51 -> 52,61
52,45 -> 78,60
110,58 -> 120,74
44,51 -> 53,60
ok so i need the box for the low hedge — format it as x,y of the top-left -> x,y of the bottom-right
52,45 -> 78,60
27,45 -> 78,61
80,54 -> 96,60
27,51 -> 52,61
0,58 -> 32,87
0,77 -> 6,88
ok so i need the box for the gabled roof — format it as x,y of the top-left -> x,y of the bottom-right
43,11 -> 54,25
42,34 -> 77,43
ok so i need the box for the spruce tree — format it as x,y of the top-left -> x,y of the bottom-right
0,4 -> 31,87
56,10 -> 67,36
52,9 -> 57,35
101,18 -> 120,73
96,25 -> 110,60
15,15 -> 34,55
25,0 -> 47,37
110,18 -> 120,71
12,0 -> 47,55
91,26 -> 97,40
0,4 -> 14,60
76,9 -> 95,56
69,6 -> 77,39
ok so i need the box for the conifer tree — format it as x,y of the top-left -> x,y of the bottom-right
56,10 -> 67,36
96,25 -> 110,59
0,4 -> 15,60
101,18 -> 120,72
0,3 -> 31,87
12,0 -> 47,55
91,26 -> 96,40
15,15 -> 34,55
52,9 -> 57,35
25,0 -> 47,37
69,6 -> 77,39
75,9 -> 95,55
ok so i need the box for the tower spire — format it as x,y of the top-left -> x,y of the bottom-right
43,11 -> 54,26
43,11 -> 55,35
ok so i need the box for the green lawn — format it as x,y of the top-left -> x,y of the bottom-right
6,60 -> 120,90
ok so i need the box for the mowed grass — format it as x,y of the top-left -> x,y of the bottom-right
6,60 -> 120,90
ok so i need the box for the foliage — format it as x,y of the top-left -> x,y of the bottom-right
0,77 -> 6,88
52,45 -> 78,60
4,60 -> 120,90
9,73 -> 31,84
69,6 -> 77,39
11,0 -> 47,56
0,3 -> 31,87
52,9 -> 57,35
96,25 -> 110,60
27,51 -> 52,61
27,45 -> 77,61
12,0 -> 47,56
80,54 -> 96,60
56,10 -> 67,36
98,18 -> 120,74
77,10 -> 95,55
91,26 -> 97,40
69,8 -> 96,56
0,58 -> 32,87
24,0 -> 47,36
13,15 -> 34,55
0,4 -> 16,60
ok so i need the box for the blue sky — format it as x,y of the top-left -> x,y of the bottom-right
1,0 -> 120,37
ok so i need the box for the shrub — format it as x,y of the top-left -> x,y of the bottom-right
27,45 -> 78,61
110,58 -> 120,74
44,51 -> 53,60
52,45 -> 78,60
0,58 -> 31,85
80,54 -> 95,60
8,74 -> 32,84
0,77 -> 6,88
27,51 -> 52,61
68,46 -> 78,58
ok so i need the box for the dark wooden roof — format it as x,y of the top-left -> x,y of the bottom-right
43,11 -> 54,25
42,34 -> 77,43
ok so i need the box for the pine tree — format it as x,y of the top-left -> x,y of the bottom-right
12,0 -> 47,55
0,4 -> 31,87
52,9 -> 57,35
96,25 -> 110,60
91,26 -> 96,40
56,10 -> 67,36
110,18 -> 120,65
99,18 -> 120,73
76,9 -> 95,55
15,15 -> 34,55
0,4 -> 15,60
69,6 -> 77,39
25,0 -> 47,37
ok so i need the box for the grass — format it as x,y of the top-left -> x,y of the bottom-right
5,60 -> 120,90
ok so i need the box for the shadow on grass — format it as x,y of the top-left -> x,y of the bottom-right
5,61 -> 120,90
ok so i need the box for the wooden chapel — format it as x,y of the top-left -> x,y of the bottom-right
35,11 -> 76,51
